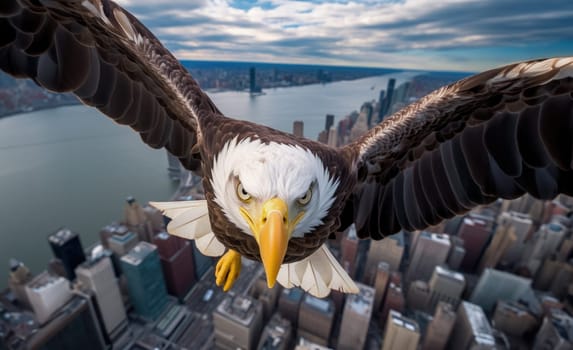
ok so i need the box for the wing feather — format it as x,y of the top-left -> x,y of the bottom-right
344,57 -> 573,238
0,0 -> 220,172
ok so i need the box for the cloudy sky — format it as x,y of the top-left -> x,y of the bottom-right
116,0 -> 573,72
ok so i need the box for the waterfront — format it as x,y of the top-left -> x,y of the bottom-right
0,72 -> 417,286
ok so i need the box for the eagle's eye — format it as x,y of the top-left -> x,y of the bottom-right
297,188 -> 312,206
236,182 -> 251,202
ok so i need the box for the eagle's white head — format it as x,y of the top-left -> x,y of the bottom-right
211,137 -> 339,286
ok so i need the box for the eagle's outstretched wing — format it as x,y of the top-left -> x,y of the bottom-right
343,58 -> 573,239
1,0 -> 219,172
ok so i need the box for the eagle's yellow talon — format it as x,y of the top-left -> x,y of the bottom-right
215,250 -> 242,292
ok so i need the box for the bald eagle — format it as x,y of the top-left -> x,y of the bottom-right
2,0 -> 573,297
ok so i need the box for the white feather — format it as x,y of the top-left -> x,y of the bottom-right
276,245 -> 359,298
150,200 -> 212,240
150,200 -> 208,219
195,232 -> 226,257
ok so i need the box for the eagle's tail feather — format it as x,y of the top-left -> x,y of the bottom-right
150,200 -> 226,257
277,245 -> 359,298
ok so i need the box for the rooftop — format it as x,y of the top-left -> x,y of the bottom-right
462,302 -> 495,345
120,241 -> 156,266
48,228 -> 77,246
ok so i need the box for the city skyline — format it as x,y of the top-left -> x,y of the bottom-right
116,0 -> 573,72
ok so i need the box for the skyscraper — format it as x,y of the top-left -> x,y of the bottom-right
550,262 -> 573,299
491,300 -> 538,338
533,309 -> 573,350
337,283 -> 375,350
522,222 -> 567,275
457,215 -> 494,272
250,275 -> 281,321
427,265 -> 465,313
470,268 -> 532,313
213,294 -> 264,350
447,301 -> 495,350
377,89 -> 386,123
25,271 -> 73,325
498,211 -> 533,267
108,230 -> 139,256
382,78 -> 396,117
298,295 -> 335,346
120,241 -> 168,321
446,236 -> 466,271
534,258 -> 564,291
366,233 -> 404,279
153,232 -> 196,299
8,259 -> 33,308
406,280 -> 430,312
123,197 -> 154,242
278,288 -> 304,328
257,313 -> 292,350
349,106 -> 370,142
422,302 -> 456,350
382,310 -> 420,350
361,102 -> 374,128
380,281 -> 405,329
478,222 -> 517,273
25,294 -> 106,350
406,232 -> 451,283
341,225 -> 359,278
293,120 -> 304,138
373,261 -> 391,313
48,227 -> 86,281
75,255 -> 127,337
325,114 -> 334,132
327,127 -> 338,148
99,222 -> 129,248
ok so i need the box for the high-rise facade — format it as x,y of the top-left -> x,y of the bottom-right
293,120 -> 304,138
533,309 -> 573,350
497,211 -> 532,266
25,294 -> 106,350
75,255 -> 127,336
447,301 -> 495,350
8,259 -> 33,308
382,310 -> 420,350
491,300 -> 538,338
373,261 -> 391,313
406,232 -> 451,283
406,280 -> 430,312
422,302 -> 456,350
341,225 -> 359,278
457,215 -> 494,272
153,233 -> 196,299
380,281 -> 405,329
48,227 -> 86,281
337,283 -> 375,350
427,265 -> 465,313
298,295 -> 335,346
278,288 -> 304,328
120,241 -> 168,321
25,271 -> 73,325
256,313 -> 292,350
213,294 -> 264,350
470,268 -> 531,313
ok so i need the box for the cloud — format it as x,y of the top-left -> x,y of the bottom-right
116,0 -> 573,71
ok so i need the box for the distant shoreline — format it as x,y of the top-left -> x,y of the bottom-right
0,100 -> 81,120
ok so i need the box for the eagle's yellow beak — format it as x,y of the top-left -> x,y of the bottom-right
257,198 -> 289,288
